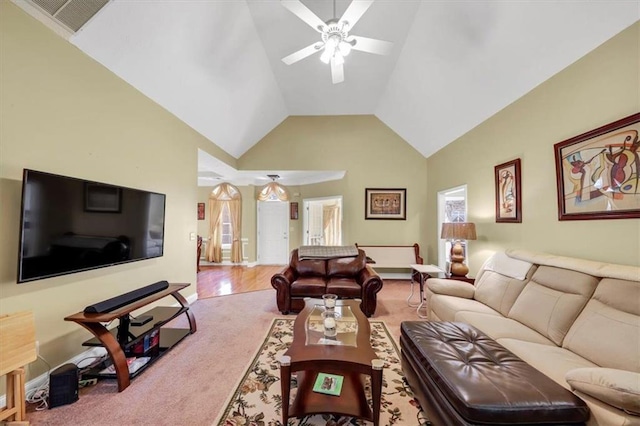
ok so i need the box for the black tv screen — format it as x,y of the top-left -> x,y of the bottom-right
17,169 -> 166,283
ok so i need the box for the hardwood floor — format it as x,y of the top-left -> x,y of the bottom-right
197,265 -> 285,299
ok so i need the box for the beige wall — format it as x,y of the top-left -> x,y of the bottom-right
0,2 -> 228,376
238,115 -> 430,254
3,0 -> 637,383
426,22 -> 640,272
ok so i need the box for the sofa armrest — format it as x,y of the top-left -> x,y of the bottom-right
427,278 -> 475,299
357,264 -> 380,287
272,265 -> 296,285
271,266 -> 297,314
566,368 -> 640,415
357,265 -> 384,317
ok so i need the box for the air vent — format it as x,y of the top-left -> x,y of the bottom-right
30,0 -> 66,15
24,0 -> 109,33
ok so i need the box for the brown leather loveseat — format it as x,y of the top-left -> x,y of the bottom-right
271,248 -> 383,317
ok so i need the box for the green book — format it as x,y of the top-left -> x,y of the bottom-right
312,373 -> 343,396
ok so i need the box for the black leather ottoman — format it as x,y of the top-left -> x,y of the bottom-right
400,321 -> 589,425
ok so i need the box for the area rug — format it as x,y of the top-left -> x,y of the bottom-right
214,318 -> 426,426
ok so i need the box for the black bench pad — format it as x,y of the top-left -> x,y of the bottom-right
400,321 -> 589,425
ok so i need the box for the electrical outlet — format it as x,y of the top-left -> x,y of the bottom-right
35,340 -> 40,356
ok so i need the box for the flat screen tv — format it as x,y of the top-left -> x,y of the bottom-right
17,169 -> 166,283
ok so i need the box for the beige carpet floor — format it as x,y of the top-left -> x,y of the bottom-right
26,280 -> 423,425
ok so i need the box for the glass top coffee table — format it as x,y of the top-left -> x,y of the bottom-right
279,298 -> 384,425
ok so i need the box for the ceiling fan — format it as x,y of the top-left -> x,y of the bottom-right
281,0 -> 393,84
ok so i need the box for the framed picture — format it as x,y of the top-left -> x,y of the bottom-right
290,202 -> 299,220
84,183 -> 121,213
554,113 -> 640,220
197,202 -> 205,220
494,158 -> 522,223
365,188 -> 406,220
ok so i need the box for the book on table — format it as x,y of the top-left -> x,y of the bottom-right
312,373 -> 344,396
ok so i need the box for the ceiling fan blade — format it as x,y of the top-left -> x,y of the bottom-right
282,42 -> 323,65
339,0 -> 374,30
281,0 -> 326,33
351,36 -> 393,55
331,58 -> 344,84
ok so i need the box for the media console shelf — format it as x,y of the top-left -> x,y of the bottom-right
65,283 -> 196,392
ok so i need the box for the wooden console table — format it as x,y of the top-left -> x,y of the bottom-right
65,283 -> 196,392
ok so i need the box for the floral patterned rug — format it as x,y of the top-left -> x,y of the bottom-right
214,318 -> 426,426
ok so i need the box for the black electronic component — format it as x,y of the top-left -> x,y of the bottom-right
48,363 -> 79,409
83,281 -> 169,313
130,314 -> 153,327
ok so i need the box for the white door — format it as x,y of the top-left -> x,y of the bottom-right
257,201 -> 289,265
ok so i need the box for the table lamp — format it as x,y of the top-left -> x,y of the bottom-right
441,222 -> 477,277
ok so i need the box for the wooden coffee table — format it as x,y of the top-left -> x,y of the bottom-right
279,298 -> 383,425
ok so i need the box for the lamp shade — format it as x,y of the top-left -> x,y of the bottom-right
441,222 -> 477,240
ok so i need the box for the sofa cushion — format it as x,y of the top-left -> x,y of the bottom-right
430,294 -> 501,322
455,311 -> 555,346
565,368 -> 640,415
480,251 -> 534,280
497,338 -> 598,390
290,277 -> 326,296
326,277 -> 362,298
474,270 -> 530,316
327,251 -> 365,277
291,250 -> 326,277
563,278 -> 640,372
427,278 -> 475,298
508,265 -> 599,345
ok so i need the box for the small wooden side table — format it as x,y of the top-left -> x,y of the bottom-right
444,274 -> 476,284
0,311 -> 37,425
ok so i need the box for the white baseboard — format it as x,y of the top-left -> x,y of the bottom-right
0,346 -> 108,408
378,272 -> 411,280
0,292 -> 200,407
186,292 -> 198,304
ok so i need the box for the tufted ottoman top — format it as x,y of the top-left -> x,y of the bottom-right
400,321 -> 589,424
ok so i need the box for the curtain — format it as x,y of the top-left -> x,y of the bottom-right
256,182 -> 289,201
207,182 -> 242,263
228,199 -> 242,263
323,204 -> 341,246
206,198 -> 223,262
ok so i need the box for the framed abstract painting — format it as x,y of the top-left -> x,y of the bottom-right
494,159 -> 522,223
554,113 -> 640,220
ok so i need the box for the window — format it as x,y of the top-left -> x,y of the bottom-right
221,203 -> 232,248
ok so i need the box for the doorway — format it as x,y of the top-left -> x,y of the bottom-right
302,196 -> 343,246
257,201 -> 290,265
437,185 -> 468,272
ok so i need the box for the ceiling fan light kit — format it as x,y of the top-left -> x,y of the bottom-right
281,0 -> 393,84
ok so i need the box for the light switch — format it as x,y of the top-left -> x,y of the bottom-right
190,232 -> 196,241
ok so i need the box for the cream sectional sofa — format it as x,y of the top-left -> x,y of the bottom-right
425,249 -> 640,426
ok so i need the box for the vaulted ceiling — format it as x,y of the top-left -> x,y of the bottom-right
21,1 -> 639,181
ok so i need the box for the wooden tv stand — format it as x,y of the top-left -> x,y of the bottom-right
65,283 -> 196,392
